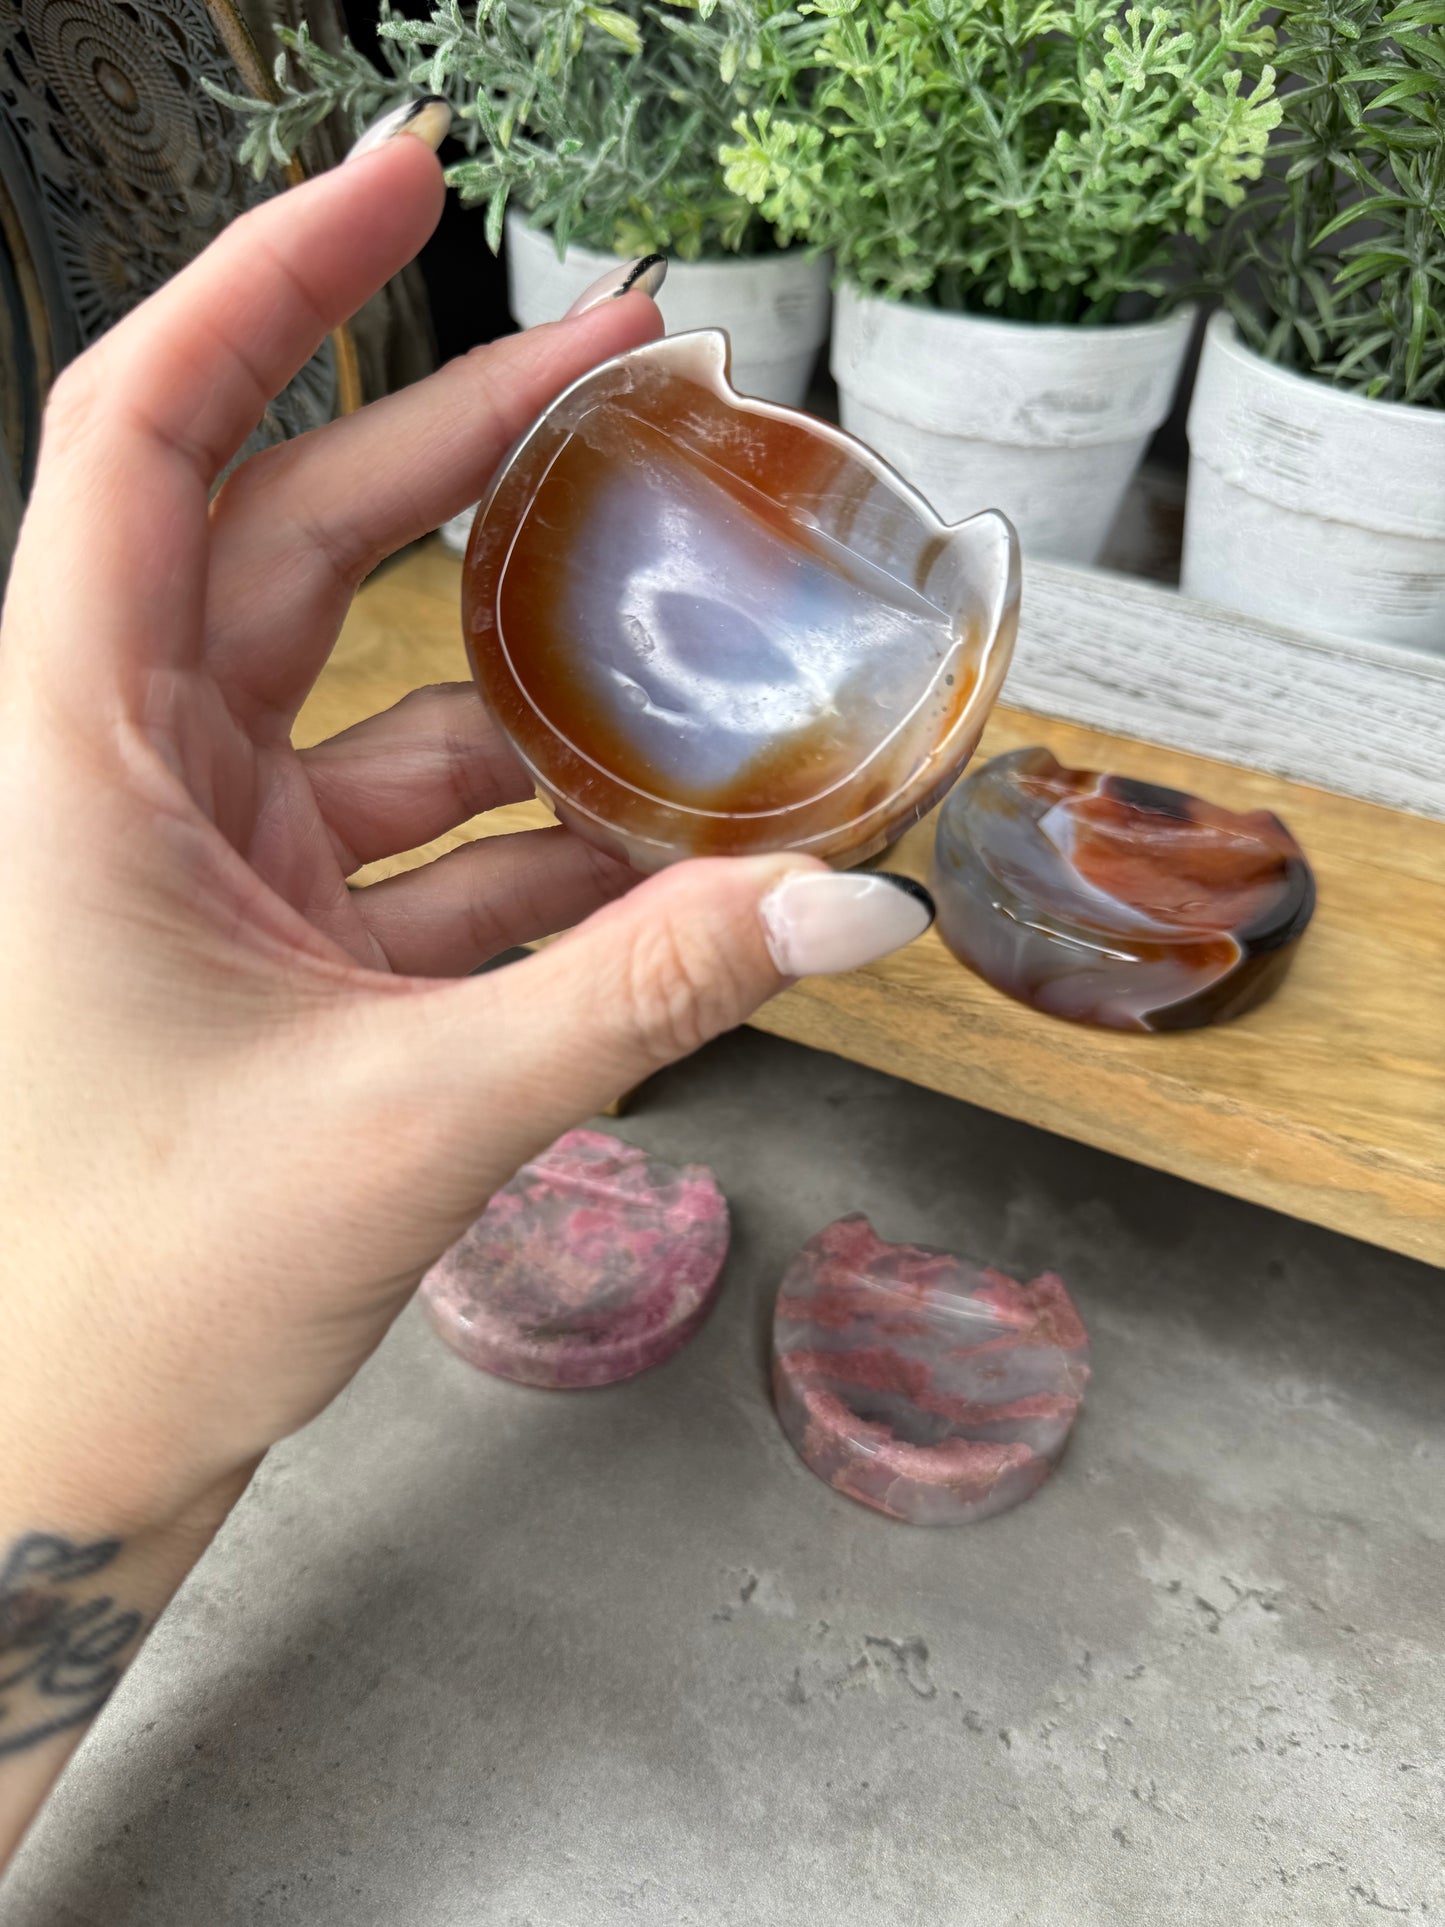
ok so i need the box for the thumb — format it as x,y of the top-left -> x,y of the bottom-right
389,855 -> 935,1199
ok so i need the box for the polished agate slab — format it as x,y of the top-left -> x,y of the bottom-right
463,331 -> 1019,871
773,1216 -> 1090,1525
420,1129 -> 729,1388
933,747 -> 1316,1031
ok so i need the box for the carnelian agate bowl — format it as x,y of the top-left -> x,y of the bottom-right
933,747 -> 1316,1032
463,330 -> 1020,871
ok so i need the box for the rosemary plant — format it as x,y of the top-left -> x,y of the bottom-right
721,0 -> 1282,324
1217,0 -> 1444,406
214,0 -> 812,259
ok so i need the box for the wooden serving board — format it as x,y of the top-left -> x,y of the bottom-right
296,543 -> 1445,1266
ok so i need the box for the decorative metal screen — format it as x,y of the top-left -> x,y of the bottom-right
0,0 -> 346,570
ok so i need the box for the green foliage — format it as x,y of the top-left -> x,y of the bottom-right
209,1 -> 812,259
1216,0 -> 1445,406
206,24 -> 406,171
721,0 -> 1281,323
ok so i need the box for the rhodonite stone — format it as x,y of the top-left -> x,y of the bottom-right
463,330 -> 1019,871
933,746 -> 1316,1031
772,1215 -> 1090,1525
421,1129 -> 729,1389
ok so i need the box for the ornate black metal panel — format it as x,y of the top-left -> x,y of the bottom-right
0,0 -> 339,566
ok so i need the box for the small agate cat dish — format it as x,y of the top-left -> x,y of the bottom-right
462,330 -> 1020,872
932,747 -> 1317,1031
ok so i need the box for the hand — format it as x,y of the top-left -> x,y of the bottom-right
0,122 -> 933,1858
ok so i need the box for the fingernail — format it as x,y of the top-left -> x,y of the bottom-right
563,255 -> 667,319
346,95 -> 452,163
759,871 -> 935,978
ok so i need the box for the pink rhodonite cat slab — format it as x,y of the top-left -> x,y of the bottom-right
772,1216 -> 1090,1525
463,329 -> 1019,872
933,746 -> 1316,1031
421,1129 -> 729,1389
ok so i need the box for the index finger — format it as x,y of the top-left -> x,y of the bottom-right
13,135 -> 445,685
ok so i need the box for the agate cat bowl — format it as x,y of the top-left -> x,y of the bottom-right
934,747 -> 1316,1031
463,330 -> 1020,871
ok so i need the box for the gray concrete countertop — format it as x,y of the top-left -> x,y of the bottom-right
4,1028 -> 1441,1926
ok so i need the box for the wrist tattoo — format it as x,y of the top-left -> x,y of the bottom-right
0,1533 -> 143,1758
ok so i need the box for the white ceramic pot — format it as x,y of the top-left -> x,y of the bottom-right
505,210 -> 832,406
1183,311 -> 1445,654
438,218 -> 834,557
831,284 -> 1195,564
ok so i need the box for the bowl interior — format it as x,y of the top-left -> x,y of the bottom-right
465,332 -> 1018,865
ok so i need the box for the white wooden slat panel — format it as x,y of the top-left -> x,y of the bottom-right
1006,562 -> 1445,820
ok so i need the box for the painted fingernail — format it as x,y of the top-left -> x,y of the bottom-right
563,255 -> 667,319
758,871 -> 935,978
346,95 -> 452,163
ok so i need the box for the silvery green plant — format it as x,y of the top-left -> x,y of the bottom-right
214,0 -> 815,258
721,0 -> 1282,323
1216,0 -> 1444,406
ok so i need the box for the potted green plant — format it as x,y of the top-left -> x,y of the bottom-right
226,0 -> 832,407
723,0 -> 1281,563
1182,0 -> 1444,652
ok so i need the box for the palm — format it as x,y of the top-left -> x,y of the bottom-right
39,151 -> 661,989
138,565 -> 634,981
184,671 -> 382,967
0,133 -> 659,992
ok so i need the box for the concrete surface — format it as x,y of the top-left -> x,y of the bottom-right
3,1026 -> 1442,1926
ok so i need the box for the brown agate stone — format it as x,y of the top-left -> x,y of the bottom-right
933,747 -> 1316,1031
463,330 -> 1018,871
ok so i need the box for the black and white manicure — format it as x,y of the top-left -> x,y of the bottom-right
563,255 -> 668,318
346,95 -> 452,163
759,871 -> 936,978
